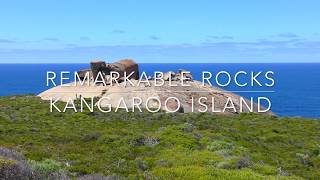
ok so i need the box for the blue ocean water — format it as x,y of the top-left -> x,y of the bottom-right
0,63 -> 319,118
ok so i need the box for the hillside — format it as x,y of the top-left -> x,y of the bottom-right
0,95 -> 319,179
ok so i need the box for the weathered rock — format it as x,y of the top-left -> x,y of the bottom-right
109,59 -> 139,80
90,61 -> 108,80
39,79 -> 272,114
161,95 -> 184,113
163,71 -> 175,81
184,73 -> 193,81
104,75 -> 111,85
178,69 -> 193,81
39,61 -> 273,115
156,73 -> 162,78
172,73 -> 180,81
90,59 -> 139,82
77,69 -> 92,81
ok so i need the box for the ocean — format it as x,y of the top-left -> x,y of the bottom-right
0,63 -> 319,118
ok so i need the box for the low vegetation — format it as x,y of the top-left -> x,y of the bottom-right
0,95 -> 319,179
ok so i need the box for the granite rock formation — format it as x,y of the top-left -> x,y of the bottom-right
39,59 -> 271,115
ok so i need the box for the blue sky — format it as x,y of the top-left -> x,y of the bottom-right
0,0 -> 319,63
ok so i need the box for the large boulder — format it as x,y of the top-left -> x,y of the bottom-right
90,61 -> 109,80
88,59 -> 139,82
109,59 -> 139,80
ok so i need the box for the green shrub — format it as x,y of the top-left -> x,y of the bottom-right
151,166 -> 300,180
207,140 -> 234,152
29,159 -> 64,177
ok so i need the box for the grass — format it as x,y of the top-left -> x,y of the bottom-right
0,95 -> 319,179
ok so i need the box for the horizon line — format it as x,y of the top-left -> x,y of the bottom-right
0,62 -> 320,64
38,90 -> 276,93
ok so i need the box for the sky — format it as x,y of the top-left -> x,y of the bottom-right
0,0 -> 320,63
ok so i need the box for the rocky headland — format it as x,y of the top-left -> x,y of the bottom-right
39,59 -> 270,114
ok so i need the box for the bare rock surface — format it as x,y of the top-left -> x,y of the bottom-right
39,59 -> 271,114
38,78 -> 269,114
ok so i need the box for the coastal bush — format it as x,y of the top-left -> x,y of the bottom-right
0,148 -> 35,179
0,147 -> 67,179
207,140 -> 234,152
0,156 -> 34,179
77,173 -> 124,180
151,166 -> 301,180
0,95 -> 319,179
28,159 -> 65,178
